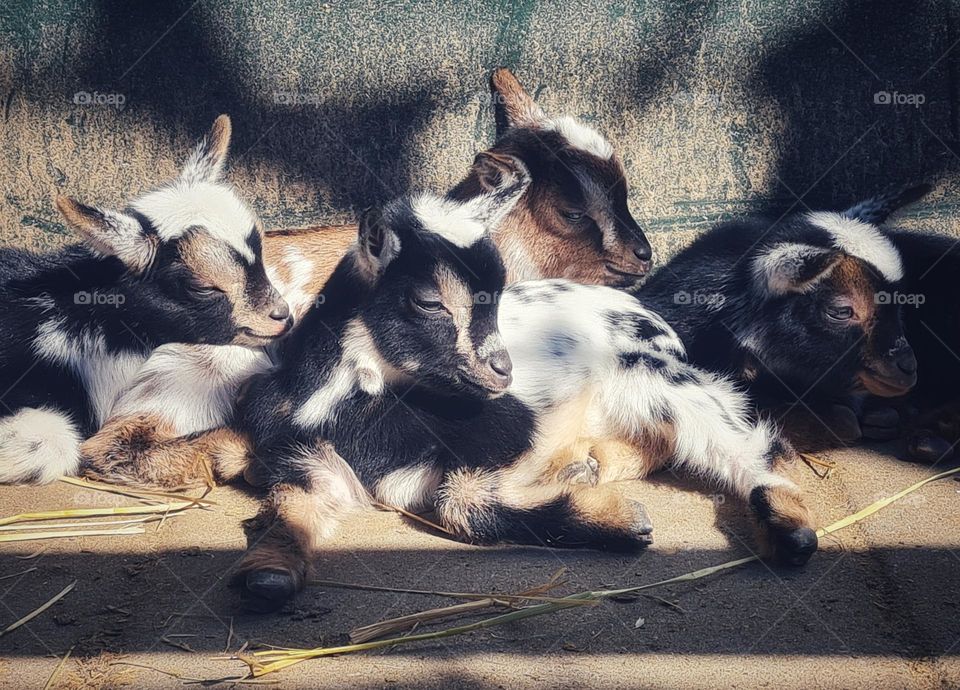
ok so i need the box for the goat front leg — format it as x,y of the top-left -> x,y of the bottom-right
233,442 -> 368,612
436,465 -> 653,551
80,414 -> 252,490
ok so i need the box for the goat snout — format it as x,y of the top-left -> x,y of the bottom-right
486,350 -> 513,390
896,348 -> 918,376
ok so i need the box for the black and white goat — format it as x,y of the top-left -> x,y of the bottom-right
79,67 -> 656,489
0,116 -> 291,484
638,189 -> 925,448
229,168 -> 816,612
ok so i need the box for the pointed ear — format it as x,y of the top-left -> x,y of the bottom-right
753,243 -> 843,295
472,151 -> 529,194
356,207 -> 400,279
490,68 -> 546,136
180,114 -> 232,185
55,195 -> 157,273
462,154 -> 531,231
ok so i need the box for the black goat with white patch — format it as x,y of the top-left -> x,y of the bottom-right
0,116 -> 290,483
639,190 -> 924,447
229,167 -> 816,613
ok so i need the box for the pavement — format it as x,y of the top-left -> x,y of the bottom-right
0,442 -> 957,689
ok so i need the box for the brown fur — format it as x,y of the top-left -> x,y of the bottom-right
80,413 -> 252,489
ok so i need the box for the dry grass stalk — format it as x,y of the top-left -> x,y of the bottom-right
0,526 -> 144,543
42,645 -> 74,690
0,580 -> 76,638
238,466 -> 960,677
349,568 -> 577,643
58,476 -> 217,507
372,502 -> 453,535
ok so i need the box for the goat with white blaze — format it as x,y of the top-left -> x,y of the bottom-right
0,115 -> 291,484
225,166 -> 816,613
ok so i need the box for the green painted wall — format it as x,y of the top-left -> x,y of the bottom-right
2,0 -> 958,256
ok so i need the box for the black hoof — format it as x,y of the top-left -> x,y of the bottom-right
828,404 -> 862,443
907,432 -> 955,464
775,527 -> 818,567
242,569 -> 297,613
861,406 -> 900,429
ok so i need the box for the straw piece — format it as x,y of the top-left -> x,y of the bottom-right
0,502 -> 197,527
43,645 -> 74,690
58,476 -> 217,507
0,580 -> 76,638
238,466 -> 960,677
0,515 -> 164,531
0,527 -> 145,543
373,502 -> 453,536
0,567 -> 37,581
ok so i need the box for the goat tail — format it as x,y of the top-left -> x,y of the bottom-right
843,183 -> 932,225
0,407 -> 82,484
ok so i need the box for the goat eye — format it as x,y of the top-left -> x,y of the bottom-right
562,210 -> 585,222
826,305 -> 854,321
190,284 -> 224,298
412,296 -> 444,314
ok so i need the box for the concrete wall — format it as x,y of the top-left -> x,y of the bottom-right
2,0 -> 959,257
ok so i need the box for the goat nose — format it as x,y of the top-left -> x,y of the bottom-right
633,243 -> 652,262
897,349 -> 918,375
488,350 -> 513,381
269,302 -> 291,321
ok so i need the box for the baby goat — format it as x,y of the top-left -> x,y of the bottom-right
0,116 -> 290,484
639,189 -> 924,448
81,67 -> 655,489
231,173 -> 815,612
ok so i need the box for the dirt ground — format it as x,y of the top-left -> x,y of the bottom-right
0,442 -> 957,690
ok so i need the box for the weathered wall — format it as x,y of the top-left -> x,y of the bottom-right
2,0 -> 959,256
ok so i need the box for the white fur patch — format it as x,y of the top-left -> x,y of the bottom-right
294,319 -> 401,428
375,463 -> 443,512
806,211 -> 904,282
132,180 -> 257,263
545,115 -> 614,159
411,194 -> 487,248
0,407 -> 82,483
752,242 -> 835,295
33,319 -> 147,427
110,343 -> 272,435
268,246 -> 318,322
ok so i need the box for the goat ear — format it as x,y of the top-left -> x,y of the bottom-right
463,155 -> 531,231
180,114 -> 232,185
490,68 -> 546,136
472,151 -> 528,194
356,207 -> 400,277
55,195 -> 157,273
753,243 -> 842,295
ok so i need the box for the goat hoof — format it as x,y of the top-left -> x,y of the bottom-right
827,404 -> 862,442
627,500 -> 654,546
774,527 -> 818,567
907,432 -> 954,464
242,569 -> 297,613
861,406 -> 900,429
556,457 -> 599,486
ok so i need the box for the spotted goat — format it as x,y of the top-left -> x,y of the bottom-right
228,170 -> 816,612
80,67 -> 655,489
638,187 -> 927,449
0,116 -> 291,484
